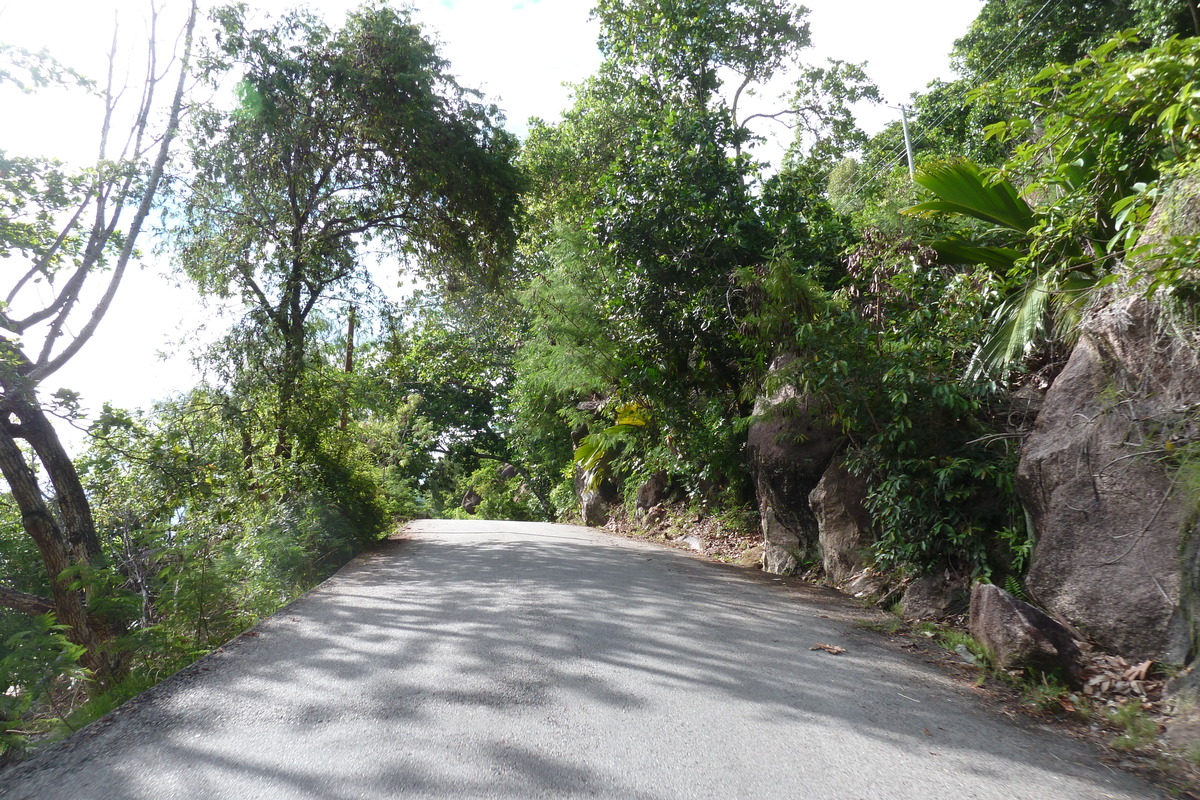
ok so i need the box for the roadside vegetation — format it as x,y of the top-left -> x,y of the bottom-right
4,0 -> 1200,770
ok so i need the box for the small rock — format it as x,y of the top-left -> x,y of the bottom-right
954,644 -> 978,665
845,569 -> 887,600
900,572 -> 969,620
969,583 -> 1083,687
736,545 -> 764,568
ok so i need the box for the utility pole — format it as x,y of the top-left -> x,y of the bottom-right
897,104 -> 916,181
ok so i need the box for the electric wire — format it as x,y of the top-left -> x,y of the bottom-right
838,0 -> 1060,198
835,0 -> 1063,199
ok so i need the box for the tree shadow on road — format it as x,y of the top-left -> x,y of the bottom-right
2,520 -> 1160,800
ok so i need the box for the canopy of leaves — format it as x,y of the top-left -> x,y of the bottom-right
180,4 -> 522,298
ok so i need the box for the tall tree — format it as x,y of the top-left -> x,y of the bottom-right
952,0 -> 1196,86
175,3 -> 522,461
516,0 -> 873,494
0,3 -> 197,686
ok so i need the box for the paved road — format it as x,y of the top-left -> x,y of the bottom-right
3,519 -> 1162,799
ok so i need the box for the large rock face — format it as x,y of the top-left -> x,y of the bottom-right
747,355 -> 841,574
634,471 -> 680,522
1018,293 -> 1200,660
809,456 -> 873,585
576,465 -> 618,527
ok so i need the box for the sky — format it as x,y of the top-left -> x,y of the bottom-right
0,0 -> 982,448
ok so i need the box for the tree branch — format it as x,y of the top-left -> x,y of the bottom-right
0,584 -> 55,616
30,0 -> 199,382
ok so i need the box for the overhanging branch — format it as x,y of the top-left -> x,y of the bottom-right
0,584 -> 55,616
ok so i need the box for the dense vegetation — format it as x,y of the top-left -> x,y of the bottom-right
3,0 -> 1199,762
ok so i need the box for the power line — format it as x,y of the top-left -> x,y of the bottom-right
836,0 -> 1064,200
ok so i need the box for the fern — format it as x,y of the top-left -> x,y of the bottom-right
1004,574 -> 1029,601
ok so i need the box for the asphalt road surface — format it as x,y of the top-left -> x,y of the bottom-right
3,519 -> 1164,799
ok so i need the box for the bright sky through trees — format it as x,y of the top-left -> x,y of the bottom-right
0,0 -> 980,437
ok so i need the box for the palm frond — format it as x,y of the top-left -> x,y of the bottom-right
966,273 -> 1054,380
930,240 -> 1023,272
904,159 -> 1036,233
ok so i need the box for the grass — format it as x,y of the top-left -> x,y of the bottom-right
1109,700 -> 1160,751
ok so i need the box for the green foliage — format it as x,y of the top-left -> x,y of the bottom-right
852,0 -> 1192,209
592,0 -> 810,93
449,462 -> 543,522
1108,700 -> 1160,749
988,32 -> 1200,300
513,0 -> 877,509
20,4 -> 1200,759
940,629 -> 988,664
952,0 -> 1137,85
903,158 -> 1092,378
0,44 -> 91,92
175,3 -> 522,463
76,386 -> 391,670
0,153 -> 93,274
778,60 -> 881,164
0,615 -> 87,757
738,232 -> 1025,579
908,34 -> 1200,384
908,159 -> 1035,232
186,3 -> 522,291
1019,674 -> 1079,714
1004,572 -> 1031,601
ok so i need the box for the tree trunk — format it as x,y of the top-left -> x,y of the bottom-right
274,335 -> 303,462
0,393 -> 122,686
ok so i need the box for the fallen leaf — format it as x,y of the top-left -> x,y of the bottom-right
1057,697 -> 1076,713
1124,660 -> 1153,682
810,643 -> 847,655
923,728 -> 932,737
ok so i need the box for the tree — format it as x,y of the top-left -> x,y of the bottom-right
0,3 -> 197,686
902,31 -> 1200,379
951,0 -> 1140,85
174,3 -> 522,462
368,290 -> 558,517
514,0 -> 885,502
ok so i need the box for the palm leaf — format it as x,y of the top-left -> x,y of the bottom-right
904,159 -> 1036,233
930,240 -> 1023,272
1050,269 -> 1100,343
966,273 -> 1054,380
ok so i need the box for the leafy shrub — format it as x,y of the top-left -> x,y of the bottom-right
0,615 -> 87,758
